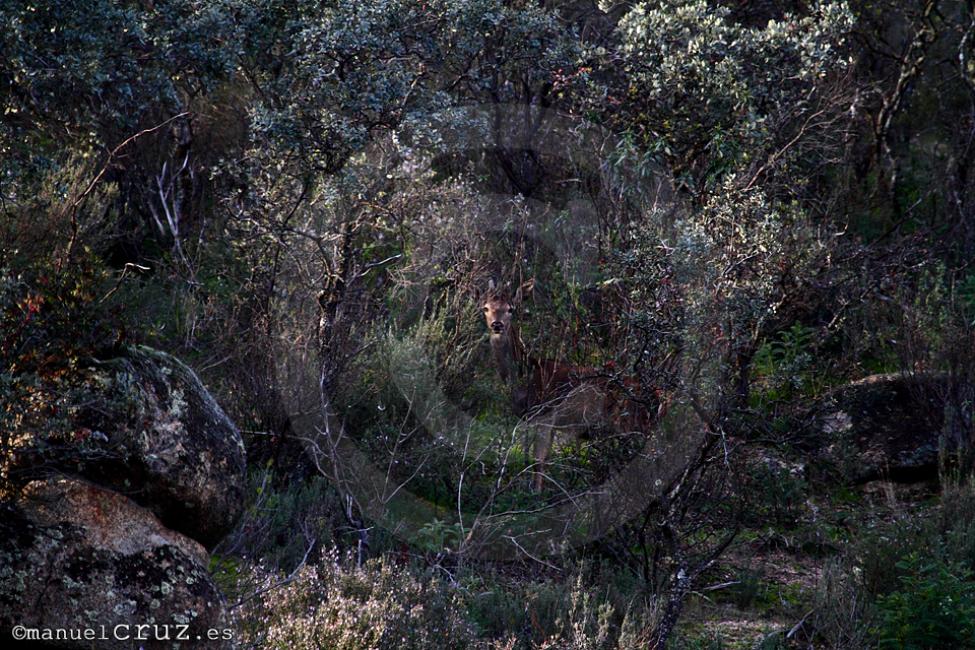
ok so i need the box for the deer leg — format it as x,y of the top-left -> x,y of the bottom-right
521,424 -> 535,461
532,424 -> 554,492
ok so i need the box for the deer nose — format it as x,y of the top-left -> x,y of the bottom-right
491,321 -> 504,332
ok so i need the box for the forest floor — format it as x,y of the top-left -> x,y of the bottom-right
675,477 -> 940,649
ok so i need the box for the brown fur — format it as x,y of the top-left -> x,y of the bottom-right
482,290 -> 656,491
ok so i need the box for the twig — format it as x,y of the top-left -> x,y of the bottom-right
71,112 -> 191,215
700,579 -> 741,592
61,112 -> 191,268
502,534 -> 562,571
356,253 -> 403,278
229,535 -> 317,611
787,608 -> 816,639
97,263 -> 150,304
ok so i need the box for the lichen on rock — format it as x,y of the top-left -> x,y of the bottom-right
0,477 -> 230,649
805,373 -> 949,482
5,345 -> 246,546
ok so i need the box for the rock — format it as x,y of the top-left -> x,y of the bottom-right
809,373 -> 948,482
7,344 -> 245,547
0,478 -> 230,649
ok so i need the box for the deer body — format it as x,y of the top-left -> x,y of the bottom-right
483,289 -> 651,491
488,319 -> 531,414
488,320 -> 581,416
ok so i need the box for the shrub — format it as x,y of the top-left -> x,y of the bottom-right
539,574 -> 615,650
466,567 -> 659,650
855,515 -> 929,599
937,479 -> 975,572
872,553 -> 975,649
811,558 -> 871,650
739,456 -> 809,528
237,550 -> 475,650
214,470 -> 343,572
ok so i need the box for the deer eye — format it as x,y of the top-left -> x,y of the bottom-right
483,306 -> 489,312
508,308 -> 514,314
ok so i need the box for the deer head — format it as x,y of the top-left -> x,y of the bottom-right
482,293 -> 514,338
482,278 -> 531,338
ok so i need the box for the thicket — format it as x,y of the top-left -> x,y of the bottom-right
3,0 -> 975,647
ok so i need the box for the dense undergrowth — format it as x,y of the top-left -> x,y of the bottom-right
4,0 -> 975,648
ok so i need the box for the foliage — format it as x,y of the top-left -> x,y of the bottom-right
236,550 -> 475,650
872,553 -> 975,649
812,558 -> 871,650
214,469 -> 345,571
1,0 -> 233,192
4,0 -> 975,647
811,481 -> 975,648
0,252 -> 127,495
602,0 -> 854,192
738,455 -> 809,528
463,566 -> 658,650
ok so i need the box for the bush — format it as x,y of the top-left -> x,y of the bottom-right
465,566 -> 659,650
739,456 -> 809,528
237,550 -> 475,650
214,470 -> 344,572
812,482 -> 975,648
872,553 -> 975,649
811,558 -> 871,650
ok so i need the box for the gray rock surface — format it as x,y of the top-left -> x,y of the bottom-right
8,345 -> 246,546
810,373 -> 948,482
0,478 -> 230,649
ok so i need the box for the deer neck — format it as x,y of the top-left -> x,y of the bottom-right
490,325 -> 528,386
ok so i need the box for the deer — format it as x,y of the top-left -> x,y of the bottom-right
482,279 -> 655,491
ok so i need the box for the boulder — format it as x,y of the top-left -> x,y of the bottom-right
0,478 -> 230,649
809,373 -> 948,482
8,345 -> 246,546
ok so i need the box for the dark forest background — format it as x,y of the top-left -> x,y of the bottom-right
4,1 -> 975,648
